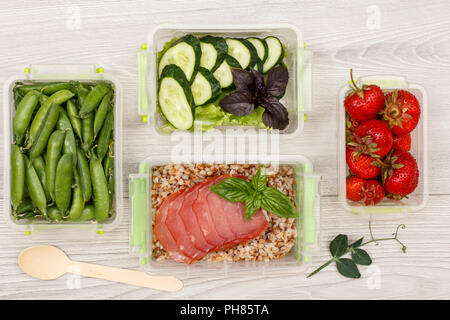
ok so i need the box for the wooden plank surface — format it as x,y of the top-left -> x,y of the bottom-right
0,0 -> 449,300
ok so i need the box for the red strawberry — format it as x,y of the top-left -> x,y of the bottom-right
360,180 -> 385,205
349,119 -> 393,158
380,90 -> 420,136
382,149 -> 419,198
346,176 -> 366,201
346,177 -> 385,205
345,113 -> 360,143
392,133 -> 411,152
346,146 -> 381,179
344,70 -> 385,122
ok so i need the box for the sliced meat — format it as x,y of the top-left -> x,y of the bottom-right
155,175 -> 270,264
165,190 -> 206,260
178,181 -> 215,253
153,190 -> 192,263
192,176 -> 227,247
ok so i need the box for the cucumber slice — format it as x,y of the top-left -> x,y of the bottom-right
191,67 -> 222,106
225,38 -> 258,70
158,64 -> 195,130
213,56 -> 242,90
158,35 -> 201,83
246,37 -> 268,63
262,36 -> 284,73
199,36 -> 228,72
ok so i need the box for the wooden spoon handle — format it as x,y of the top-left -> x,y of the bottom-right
68,261 -> 183,292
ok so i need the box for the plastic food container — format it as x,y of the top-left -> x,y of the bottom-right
337,75 -> 428,219
137,24 -> 313,137
2,64 -> 123,238
128,154 -> 321,276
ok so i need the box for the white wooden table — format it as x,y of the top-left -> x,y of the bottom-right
1,0 -> 450,300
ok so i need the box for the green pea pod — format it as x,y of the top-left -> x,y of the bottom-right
41,82 -> 76,95
27,89 -> 74,148
57,108 -> 72,131
78,204 -> 95,221
11,145 -> 25,211
103,148 -> 114,205
16,211 -> 39,220
96,111 -> 114,161
63,129 -> 77,166
68,170 -> 84,220
13,90 -> 40,145
13,88 -> 25,107
16,83 -> 47,94
40,94 -> 48,105
76,149 -> 92,202
32,156 -> 51,202
82,112 -> 94,152
29,103 -> 60,161
24,155 -> 47,218
79,82 -> 110,118
48,206 -> 63,222
16,200 -> 36,215
90,156 -> 109,222
54,154 -> 73,214
45,130 -> 65,200
67,99 -> 83,140
93,92 -> 112,139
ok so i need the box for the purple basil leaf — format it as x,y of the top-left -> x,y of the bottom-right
259,94 -> 289,130
219,90 -> 255,116
231,68 -> 255,93
250,68 -> 266,96
266,66 -> 289,97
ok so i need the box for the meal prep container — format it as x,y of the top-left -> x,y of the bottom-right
337,75 -> 428,219
138,24 -> 313,137
2,65 -> 123,238
129,154 -> 321,276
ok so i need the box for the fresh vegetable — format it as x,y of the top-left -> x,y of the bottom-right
380,90 -> 421,136
262,36 -> 284,73
11,81 -> 116,222
392,133 -> 411,152
382,149 -> 419,198
246,37 -> 268,71
225,38 -> 258,70
13,90 -> 40,145
212,55 -> 242,89
348,119 -> 393,159
210,165 -> 297,220
199,36 -> 228,72
90,156 -> 110,222
11,145 -> 25,212
158,34 -> 201,83
307,222 -> 407,279
346,146 -> 381,179
190,67 -> 222,106
158,64 -> 195,130
219,66 -> 290,129
344,70 -> 384,122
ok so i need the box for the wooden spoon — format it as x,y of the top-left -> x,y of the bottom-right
18,245 -> 183,292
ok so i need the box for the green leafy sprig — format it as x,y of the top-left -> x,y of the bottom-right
307,221 -> 407,279
210,165 -> 297,221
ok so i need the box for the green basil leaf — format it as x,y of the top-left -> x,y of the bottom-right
351,248 -> 372,266
350,237 -> 364,248
330,234 -> 348,258
260,187 -> 297,218
210,177 -> 253,202
245,196 -> 261,221
251,165 -> 267,192
336,258 -> 361,279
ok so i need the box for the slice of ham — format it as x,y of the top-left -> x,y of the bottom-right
165,190 -> 206,260
154,175 -> 269,264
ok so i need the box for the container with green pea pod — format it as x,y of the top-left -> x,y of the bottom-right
3,64 -> 123,239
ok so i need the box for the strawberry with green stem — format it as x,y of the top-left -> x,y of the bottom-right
344,69 -> 385,122
346,176 -> 385,206
380,90 -> 421,136
348,119 -> 393,159
346,146 -> 381,179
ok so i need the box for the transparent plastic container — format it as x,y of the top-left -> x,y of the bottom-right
128,154 -> 321,276
2,64 -> 123,238
337,75 -> 428,219
137,24 -> 313,137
